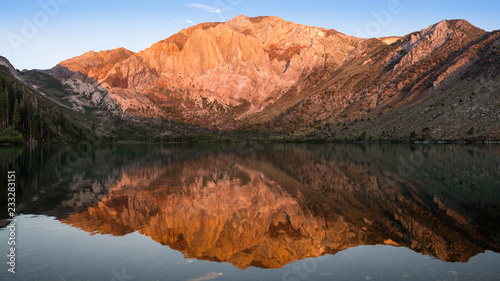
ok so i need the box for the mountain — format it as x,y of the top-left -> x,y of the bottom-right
0,56 -> 95,143
49,15 -> 368,130
9,16 -> 500,141
1,57 -> 222,143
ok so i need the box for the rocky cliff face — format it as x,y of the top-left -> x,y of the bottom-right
45,48 -> 135,116
42,16 -> 500,139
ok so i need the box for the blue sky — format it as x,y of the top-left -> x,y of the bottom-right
1,0 -> 499,70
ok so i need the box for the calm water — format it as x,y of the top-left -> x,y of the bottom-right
1,143 -> 500,281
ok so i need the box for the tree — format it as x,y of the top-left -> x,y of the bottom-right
39,112 -> 45,140
12,102 -> 20,128
91,122 -> 96,139
467,127 -> 475,135
4,88 -> 9,125
422,127 -> 431,140
0,127 -> 23,145
357,130 -> 367,141
410,130 -> 417,140
58,108 -> 65,132
0,89 -> 6,126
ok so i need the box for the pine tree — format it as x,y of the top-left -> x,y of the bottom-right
0,89 -> 6,126
21,97 -> 30,130
57,108 -> 63,132
4,88 -> 9,125
39,112 -> 44,140
91,122 -> 96,139
12,102 -> 20,128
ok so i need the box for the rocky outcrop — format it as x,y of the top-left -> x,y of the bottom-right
31,64 -> 124,116
59,77 -> 123,115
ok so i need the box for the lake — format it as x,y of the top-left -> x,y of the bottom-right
1,143 -> 500,281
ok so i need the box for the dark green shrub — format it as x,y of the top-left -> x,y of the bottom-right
0,127 -> 24,145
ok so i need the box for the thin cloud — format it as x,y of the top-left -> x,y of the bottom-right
186,3 -> 221,14
175,19 -> 194,23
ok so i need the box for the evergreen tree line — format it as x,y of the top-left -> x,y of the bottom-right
0,74 -> 90,144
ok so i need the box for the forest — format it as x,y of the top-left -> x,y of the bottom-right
0,73 -> 90,144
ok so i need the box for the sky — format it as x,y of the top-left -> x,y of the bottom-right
1,0 -> 499,70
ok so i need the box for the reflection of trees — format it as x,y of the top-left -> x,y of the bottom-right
0,144 -> 241,219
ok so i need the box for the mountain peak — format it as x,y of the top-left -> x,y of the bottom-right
58,47 -> 134,80
227,14 -> 252,27
84,47 -> 134,57
429,19 -> 484,34
227,15 -> 286,27
0,56 -> 22,81
0,56 -> 13,69
445,19 -> 476,29
231,14 -> 249,21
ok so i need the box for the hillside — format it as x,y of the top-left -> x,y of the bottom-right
0,56 -> 92,144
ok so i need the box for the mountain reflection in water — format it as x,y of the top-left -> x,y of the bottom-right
5,144 -> 500,270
